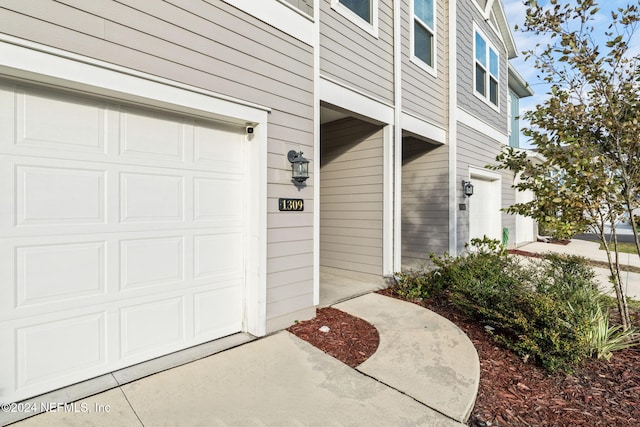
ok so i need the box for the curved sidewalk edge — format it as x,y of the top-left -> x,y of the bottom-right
335,293 -> 480,424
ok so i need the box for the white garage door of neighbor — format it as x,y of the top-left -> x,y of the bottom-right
469,177 -> 501,242
0,83 -> 247,402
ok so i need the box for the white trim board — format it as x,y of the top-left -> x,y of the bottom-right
319,76 -> 394,125
221,0 -> 315,45
401,112 -> 446,144
457,107 -> 508,145
330,0 -> 379,38
0,36 -> 269,338
0,35 -> 271,125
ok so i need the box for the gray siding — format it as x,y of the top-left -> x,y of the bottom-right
401,138 -> 449,268
456,0 -> 508,134
320,118 -> 384,277
400,0 -> 447,128
456,123 -> 515,252
0,0 -> 315,329
319,0 -> 394,104
281,0 -> 314,16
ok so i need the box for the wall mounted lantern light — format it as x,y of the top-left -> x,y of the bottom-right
287,150 -> 310,184
462,180 -> 474,197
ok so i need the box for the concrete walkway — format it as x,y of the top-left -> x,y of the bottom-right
3,293 -> 478,427
518,239 -> 640,300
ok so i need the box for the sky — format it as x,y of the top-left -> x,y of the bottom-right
502,0 -> 640,148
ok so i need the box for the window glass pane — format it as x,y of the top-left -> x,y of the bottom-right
475,32 -> 486,66
340,0 -> 371,22
414,0 -> 434,28
490,77 -> 498,105
476,64 -> 486,95
414,21 -> 433,66
489,48 -> 499,77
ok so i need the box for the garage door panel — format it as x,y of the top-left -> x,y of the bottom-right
194,124 -> 244,173
17,312 -> 107,388
17,241 -> 106,307
120,297 -> 185,359
120,236 -> 184,290
17,164 -> 106,226
120,110 -> 187,162
194,287 -> 243,338
17,88 -> 106,154
120,172 -> 185,223
194,176 -> 243,222
0,84 -> 248,403
194,234 -> 243,280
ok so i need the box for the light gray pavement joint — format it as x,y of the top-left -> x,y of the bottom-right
8,295 -> 471,427
335,293 -> 480,424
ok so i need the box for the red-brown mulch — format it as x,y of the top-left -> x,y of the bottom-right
378,288 -> 640,427
288,289 -> 640,427
289,290 -> 640,426
287,307 -> 379,368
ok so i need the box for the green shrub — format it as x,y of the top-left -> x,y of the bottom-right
395,238 -> 639,371
587,304 -> 640,361
448,251 -> 593,372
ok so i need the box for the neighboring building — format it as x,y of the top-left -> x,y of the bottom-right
0,0 -> 532,404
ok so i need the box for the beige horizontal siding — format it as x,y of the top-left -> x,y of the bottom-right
401,137 -> 449,267
0,0 -> 315,326
456,0 -> 508,133
400,0 -> 447,127
319,0 -> 394,103
320,118 -> 384,277
456,122 -> 515,252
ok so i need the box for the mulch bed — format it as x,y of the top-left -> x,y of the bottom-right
289,291 -> 640,426
287,307 -> 379,368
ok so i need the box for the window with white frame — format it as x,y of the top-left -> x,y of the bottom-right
332,0 -> 378,36
412,0 -> 435,69
337,0 -> 371,23
474,30 -> 499,107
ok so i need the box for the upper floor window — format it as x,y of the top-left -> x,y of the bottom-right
412,0 -> 436,70
332,0 -> 378,36
474,30 -> 499,107
340,0 -> 371,22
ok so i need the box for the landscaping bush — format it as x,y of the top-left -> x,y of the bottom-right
395,238 -> 638,372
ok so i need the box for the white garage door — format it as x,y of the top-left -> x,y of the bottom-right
469,176 -> 501,242
0,83 -> 247,402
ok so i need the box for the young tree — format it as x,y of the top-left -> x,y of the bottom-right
493,0 -> 640,329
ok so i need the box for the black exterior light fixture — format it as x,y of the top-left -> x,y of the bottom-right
287,150 -> 310,184
462,180 -> 474,197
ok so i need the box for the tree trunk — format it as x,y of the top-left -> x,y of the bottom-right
600,222 -> 632,330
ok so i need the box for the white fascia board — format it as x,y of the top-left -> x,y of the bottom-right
221,0 -> 315,46
319,76 -> 394,125
401,112 -> 447,144
457,107 -> 509,145
0,36 -> 271,126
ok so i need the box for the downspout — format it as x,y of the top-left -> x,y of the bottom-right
448,0 -> 458,255
392,0 -> 403,272
313,0 -> 321,305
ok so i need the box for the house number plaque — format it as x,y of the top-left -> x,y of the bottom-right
279,198 -> 304,211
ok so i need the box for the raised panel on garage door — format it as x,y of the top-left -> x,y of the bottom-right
0,83 -> 247,403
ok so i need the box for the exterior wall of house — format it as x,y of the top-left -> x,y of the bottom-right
0,0 -> 316,332
401,138 -> 449,267
509,90 -> 520,148
400,0 -> 448,128
282,0 -> 314,16
456,0 -> 508,134
320,118 -> 384,277
456,123 -> 515,251
319,0 -> 395,104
